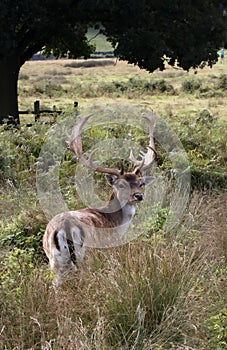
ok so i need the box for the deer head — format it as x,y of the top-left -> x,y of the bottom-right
68,113 -> 156,209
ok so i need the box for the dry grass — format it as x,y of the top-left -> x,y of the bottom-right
200,194 -> 227,268
0,193 -> 226,350
18,58 -> 227,122
1,57 -> 226,349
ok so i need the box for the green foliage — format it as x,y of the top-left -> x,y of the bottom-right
0,209 -> 46,265
181,78 -> 201,93
0,217 -> 44,254
0,106 -> 226,193
142,207 -> 170,237
27,82 -> 65,98
1,0 -> 225,70
0,1 -> 94,61
1,0 -> 226,123
0,248 -> 35,292
150,78 -> 175,93
0,1 -> 95,123
205,308 -> 227,350
53,76 -> 175,99
181,74 -> 227,95
98,1 -> 225,71
0,122 -> 49,184
170,109 -> 227,191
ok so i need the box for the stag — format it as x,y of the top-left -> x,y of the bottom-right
43,114 -> 156,287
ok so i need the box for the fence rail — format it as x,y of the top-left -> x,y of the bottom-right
19,100 -> 78,123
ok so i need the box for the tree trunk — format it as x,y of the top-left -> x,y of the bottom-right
0,55 -> 20,125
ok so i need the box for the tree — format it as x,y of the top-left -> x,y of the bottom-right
0,0 -> 225,124
0,0 -> 94,125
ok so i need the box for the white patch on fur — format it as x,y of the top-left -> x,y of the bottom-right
71,226 -> 85,262
117,204 -> 136,237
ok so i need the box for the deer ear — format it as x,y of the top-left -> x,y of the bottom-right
140,176 -> 155,186
105,174 -> 118,185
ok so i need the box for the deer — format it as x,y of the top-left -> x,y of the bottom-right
43,113 -> 157,288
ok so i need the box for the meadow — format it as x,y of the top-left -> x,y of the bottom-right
18,57 -> 227,120
0,54 -> 226,349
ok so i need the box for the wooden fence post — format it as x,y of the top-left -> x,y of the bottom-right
34,100 -> 40,122
19,101 -> 78,124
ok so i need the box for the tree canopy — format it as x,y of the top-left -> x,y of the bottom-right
0,0 -> 93,62
0,0 -> 226,124
100,0 -> 226,71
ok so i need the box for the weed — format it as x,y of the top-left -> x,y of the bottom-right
205,308 -> 227,350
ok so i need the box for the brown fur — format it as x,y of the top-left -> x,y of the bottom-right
43,171 -> 155,288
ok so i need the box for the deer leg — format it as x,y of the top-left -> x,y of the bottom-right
71,226 -> 85,265
50,226 -> 85,288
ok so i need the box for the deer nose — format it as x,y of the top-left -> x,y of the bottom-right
134,193 -> 143,202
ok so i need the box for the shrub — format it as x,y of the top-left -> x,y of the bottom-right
205,308 -> 227,350
0,122 -> 49,184
170,109 -> 226,191
26,82 -> 65,98
0,248 -> 36,291
0,209 -> 47,259
181,78 -> 201,93
151,79 -> 175,93
64,59 -> 116,68
216,74 -> 227,90
44,82 -> 64,97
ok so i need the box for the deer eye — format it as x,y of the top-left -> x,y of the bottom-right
118,183 -> 125,189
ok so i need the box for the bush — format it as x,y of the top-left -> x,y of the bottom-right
181,78 -> 201,93
25,82 -> 65,98
205,308 -> 227,350
64,59 -> 116,68
216,74 -> 227,90
0,209 -> 47,259
170,109 -> 226,191
0,122 -> 49,184
151,79 -> 175,93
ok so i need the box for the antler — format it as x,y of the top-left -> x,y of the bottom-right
130,113 -> 157,173
69,112 -> 156,176
69,115 -> 121,177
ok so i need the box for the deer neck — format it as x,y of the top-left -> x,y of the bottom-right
97,192 -> 136,229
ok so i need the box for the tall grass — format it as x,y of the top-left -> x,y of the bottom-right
0,244 -> 202,349
1,58 -> 227,349
0,194 -> 226,349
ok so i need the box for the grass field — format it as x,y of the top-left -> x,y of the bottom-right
0,55 -> 227,349
18,54 -> 227,123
